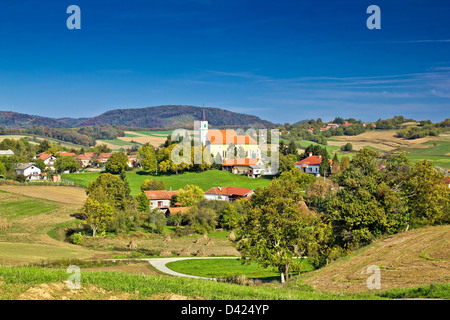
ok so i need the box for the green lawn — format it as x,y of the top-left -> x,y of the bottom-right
166,258 -> 314,281
406,141 -> 450,169
62,170 -> 273,196
0,198 -> 59,219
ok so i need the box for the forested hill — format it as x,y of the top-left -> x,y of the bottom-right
0,111 -> 69,129
0,106 -> 276,129
77,105 -> 276,129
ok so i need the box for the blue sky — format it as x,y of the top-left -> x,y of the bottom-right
0,0 -> 449,124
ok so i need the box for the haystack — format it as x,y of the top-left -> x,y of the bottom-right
127,240 -> 138,251
196,248 -> 206,257
194,233 -> 209,244
159,249 -> 172,257
179,248 -> 191,257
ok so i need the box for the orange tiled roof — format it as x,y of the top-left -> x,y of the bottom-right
144,190 -> 178,200
222,158 -> 259,166
205,186 -> 254,197
207,130 -> 257,145
296,155 -> 332,166
167,207 -> 191,215
38,153 -> 53,161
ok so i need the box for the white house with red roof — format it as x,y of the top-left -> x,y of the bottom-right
16,163 -> 42,180
144,190 -> 179,210
295,152 -> 332,177
204,186 -> 254,202
222,158 -> 262,174
35,153 -> 57,170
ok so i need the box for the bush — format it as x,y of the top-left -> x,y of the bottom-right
15,173 -> 26,183
69,232 -> 84,245
340,143 -> 353,152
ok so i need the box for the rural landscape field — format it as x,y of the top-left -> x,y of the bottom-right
0,1 -> 449,315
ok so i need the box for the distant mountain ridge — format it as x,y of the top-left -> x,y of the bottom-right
0,105 -> 277,129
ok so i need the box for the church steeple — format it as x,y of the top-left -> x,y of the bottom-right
198,109 -> 208,146
201,109 -> 207,121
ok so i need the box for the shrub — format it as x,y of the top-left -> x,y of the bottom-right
340,143 -> 353,152
15,173 -> 26,183
69,232 -> 84,245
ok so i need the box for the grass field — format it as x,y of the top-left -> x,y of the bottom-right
405,140 -> 450,169
0,265 -> 383,300
166,258 -> 314,281
62,170 -> 273,196
0,190 -> 105,265
303,224 -> 450,293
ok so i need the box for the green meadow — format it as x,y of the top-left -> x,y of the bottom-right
406,141 -> 450,169
166,258 -> 314,281
62,170 -> 273,196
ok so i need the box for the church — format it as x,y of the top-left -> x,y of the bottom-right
196,110 -> 261,161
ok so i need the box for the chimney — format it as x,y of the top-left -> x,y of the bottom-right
309,152 -> 313,157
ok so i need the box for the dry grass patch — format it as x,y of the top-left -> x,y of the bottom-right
117,132 -> 167,146
305,225 -> 450,293
0,185 -> 87,205
328,130 -> 434,151
82,263 -> 160,276
15,281 -> 136,300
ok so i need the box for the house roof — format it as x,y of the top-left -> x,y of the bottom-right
76,153 -> 95,160
167,207 -> 191,215
222,158 -> 260,167
144,190 -> 178,200
296,155 -> 332,166
205,186 -> 254,197
99,153 -> 112,159
0,149 -> 14,155
207,130 -> 257,145
38,153 -> 54,161
58,152 -> 76,157
16,163 -> 37,170
248,164 -> 265,169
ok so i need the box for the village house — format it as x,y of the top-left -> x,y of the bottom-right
204,186 -> 254,202
0,149 -> 14,156
75,153 -> 96,168
98,153 -> 113,163
127,155 -> 138,168
144,190 -> 179,210
16,163 -> 42,181
295,152 -> 332,177
222,158 -> 262,175
35,153 -> 57,170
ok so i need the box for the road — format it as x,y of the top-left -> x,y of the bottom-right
142,257 -> 239,280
